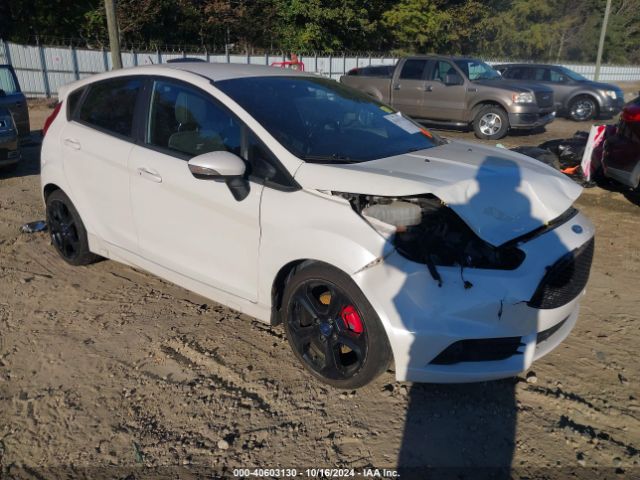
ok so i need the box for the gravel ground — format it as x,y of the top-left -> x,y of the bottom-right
0,85 -> 639,479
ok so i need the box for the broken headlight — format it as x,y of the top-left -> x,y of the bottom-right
336,193 -> 525,270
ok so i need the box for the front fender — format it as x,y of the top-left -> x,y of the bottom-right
257,187 -> 391,305
467,96 -> 510,121
565,89 -> 605,109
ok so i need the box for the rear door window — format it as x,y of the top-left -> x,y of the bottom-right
532,68 -> 550,81
146,79 -> 241,158
549,69 -> 567,83
78,77 -> 141,137
0,67 -> 19,95
504,67 -> 525,79
400,60 -> 427,80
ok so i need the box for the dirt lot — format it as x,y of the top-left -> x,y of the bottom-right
1,87 -> 639,479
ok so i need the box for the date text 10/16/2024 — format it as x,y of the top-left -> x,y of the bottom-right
233,468 -> 400,478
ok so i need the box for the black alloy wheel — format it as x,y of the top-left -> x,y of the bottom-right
283,263 -> 391,388
46,189 -> 99,266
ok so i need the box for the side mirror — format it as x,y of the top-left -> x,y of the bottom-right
0,89 -> 6,97
188,151 -> 249,201
188,150 -> 246,180
444,74 -> 463,86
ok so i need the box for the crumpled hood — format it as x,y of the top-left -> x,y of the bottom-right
294,140 -> 583,246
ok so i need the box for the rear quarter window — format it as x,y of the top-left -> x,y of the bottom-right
66,87 -> 85,120
78,77 -> 142,137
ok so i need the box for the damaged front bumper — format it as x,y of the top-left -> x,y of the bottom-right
352,210 -> 595,383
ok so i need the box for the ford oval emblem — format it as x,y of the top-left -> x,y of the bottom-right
572,225 -> 583,234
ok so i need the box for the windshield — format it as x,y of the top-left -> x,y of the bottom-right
454,60 -> 501,81
215,76 -> 442,163
557,66 -> 588,82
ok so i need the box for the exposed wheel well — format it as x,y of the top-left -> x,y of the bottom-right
270,259 -> 351,325
43,183 -> 61,200
470,101 -> 506,121
270,259 -> 309,325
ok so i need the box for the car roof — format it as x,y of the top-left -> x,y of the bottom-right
497,63 -> 558,69
405,55 -> 483,62
56,62 -> 317,99
154,62 -> 314,82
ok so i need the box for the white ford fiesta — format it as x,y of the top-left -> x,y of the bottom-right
40,63 -> 595,388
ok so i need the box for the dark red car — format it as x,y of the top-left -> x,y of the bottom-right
602,96 -> 640,189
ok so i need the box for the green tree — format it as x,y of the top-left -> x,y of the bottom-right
382,0 -> 452,53
273,0 -> 391,52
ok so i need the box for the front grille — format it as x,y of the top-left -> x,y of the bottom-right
528,238 -> 594,309
430,337 -> 523,365
535,91 -> 554,109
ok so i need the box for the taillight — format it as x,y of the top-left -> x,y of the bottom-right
43,102 -> 62,137
622,104 -> 640,123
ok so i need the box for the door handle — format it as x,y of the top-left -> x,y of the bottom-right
467,88 -> 478,93
63,138 -> 81,150
137,167 -> 162,183
393,84 -> 401,90
424,85 -> 433,92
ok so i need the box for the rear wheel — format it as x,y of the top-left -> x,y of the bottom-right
568,96 -> 597,121
282,263 -> 391,389
473,105 -> 509,140
46,190 -> 99,266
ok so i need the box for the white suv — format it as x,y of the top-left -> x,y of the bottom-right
40,63 -> 595,388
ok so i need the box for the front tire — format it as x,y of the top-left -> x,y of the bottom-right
568,96 -> 597,121
473,105 -> 510,140
282,263 -> 391,389
46,190 -> 99,266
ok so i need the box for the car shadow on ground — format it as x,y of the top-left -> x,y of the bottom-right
593,177 -> 640,207
397,380 -> 517,478
0,132 -> 42,179
393,155 -> 573,478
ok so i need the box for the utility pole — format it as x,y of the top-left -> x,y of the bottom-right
594,0 -> 612,81
104,0 -> 123,69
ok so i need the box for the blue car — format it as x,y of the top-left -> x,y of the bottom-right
0,64 -> 30,140
0,106 -> 20,171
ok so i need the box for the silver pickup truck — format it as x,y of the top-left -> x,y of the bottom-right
341,55 -> 556,140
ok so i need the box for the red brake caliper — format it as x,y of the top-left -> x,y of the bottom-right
340,305 -> 363,334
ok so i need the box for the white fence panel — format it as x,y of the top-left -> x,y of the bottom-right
44,47 -> 74,72
76,49 -> 107,73
2,40 -> 638,97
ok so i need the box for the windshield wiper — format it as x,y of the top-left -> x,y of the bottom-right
302,154 -> 359,164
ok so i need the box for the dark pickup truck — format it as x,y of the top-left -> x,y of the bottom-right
341,55 -> 556,140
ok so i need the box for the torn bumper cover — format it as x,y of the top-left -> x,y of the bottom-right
352,210 -> 595,383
